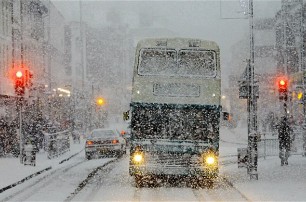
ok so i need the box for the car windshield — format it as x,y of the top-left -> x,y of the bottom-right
90,130 -> 117,138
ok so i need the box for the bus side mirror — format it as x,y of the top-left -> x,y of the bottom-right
223,112 -> 230,121
123,110 -> 130,121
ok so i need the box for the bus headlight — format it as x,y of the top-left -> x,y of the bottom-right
202,152 -> 218,167
205,156 -> 216,165
132,152 -> 144,164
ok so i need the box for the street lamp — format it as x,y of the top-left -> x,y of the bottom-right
96,97 -> 105,106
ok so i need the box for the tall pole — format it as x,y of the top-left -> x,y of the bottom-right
280,1 -> 290,126
79,0 -> 85,91
282,1 -> 289,120
250,0 -> 257,133
18,1 -> 24,164
90,84 -> 94,131
248,0 -> 258,180
18,98 -> 23,164
70,87 -> 76,133
79,0 -> 89,131
47,0 -> 52,121
301,0 -> 306,158
20,1 -> 24,66
283,2 -> 288,76
300,0 -> 306,122
11,1 -> 15,69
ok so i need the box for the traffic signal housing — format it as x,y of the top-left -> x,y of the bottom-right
24,69 -> 33,88
297,91 -> 303,101
14,70 -> 25,96
277,77 -> 288,101
9,66 -> 33,96
123,110 -> 130,121
294,85 -> 304,104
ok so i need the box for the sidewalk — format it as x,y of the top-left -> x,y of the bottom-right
220,126 -> 306,201
221,154 -> 306,201
0,140 -> 84,190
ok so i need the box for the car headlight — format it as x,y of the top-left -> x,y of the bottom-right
132,152 -> 144,164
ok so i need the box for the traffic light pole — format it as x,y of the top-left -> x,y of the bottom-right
17,97 -> 24,164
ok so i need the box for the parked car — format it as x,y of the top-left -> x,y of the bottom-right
85,128 -> 126,160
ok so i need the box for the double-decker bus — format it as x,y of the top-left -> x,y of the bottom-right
128,38 -> 221,187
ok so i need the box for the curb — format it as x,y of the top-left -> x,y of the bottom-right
0,166 -> 52,194
0,150 -> 82,194
59,149 -> 84,164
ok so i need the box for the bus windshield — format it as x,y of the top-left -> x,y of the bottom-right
138,48 -> 216,77
178,50 -> 216,77
138,49 -> 177,75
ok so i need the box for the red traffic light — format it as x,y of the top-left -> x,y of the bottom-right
16,71 -> 23,78
277,78 -> 288,92
277,77 -> 289,101
279,79 -> 287,87
14,70 -> 25,96
8,65 -> 33,96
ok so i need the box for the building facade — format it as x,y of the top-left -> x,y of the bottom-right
0,0 -> 14,119
0,0 -> 13,97
0,0 -> 71,126
274,0 -> 306,123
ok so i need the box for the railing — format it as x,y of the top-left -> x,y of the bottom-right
43,130 -> 71,159
258,130 -> 305,158
236,130 -> 305,167
258,138 -> 279,158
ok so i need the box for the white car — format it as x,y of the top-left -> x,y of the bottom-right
85,128 -> 126,160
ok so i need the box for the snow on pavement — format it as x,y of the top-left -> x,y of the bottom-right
220,125 -> 306,201
0,139 -> 84,189
0,126 -> 306,201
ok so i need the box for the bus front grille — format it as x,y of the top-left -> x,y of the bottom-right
146,153 -> 199,167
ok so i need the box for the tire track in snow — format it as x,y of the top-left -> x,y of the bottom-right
191,178 -> 251,202
65,157 -> 121,201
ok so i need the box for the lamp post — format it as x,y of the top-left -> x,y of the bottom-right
238,0 -> 258,180
247,0 -> 259,180
96,96 -> 106,128
79,0 -> 86,91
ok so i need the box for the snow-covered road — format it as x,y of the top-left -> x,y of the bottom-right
1,153 -> 248,202
1,126 -> 306,201
72,156 -> 247,202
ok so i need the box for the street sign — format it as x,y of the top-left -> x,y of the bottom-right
238,82 -> 259,99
